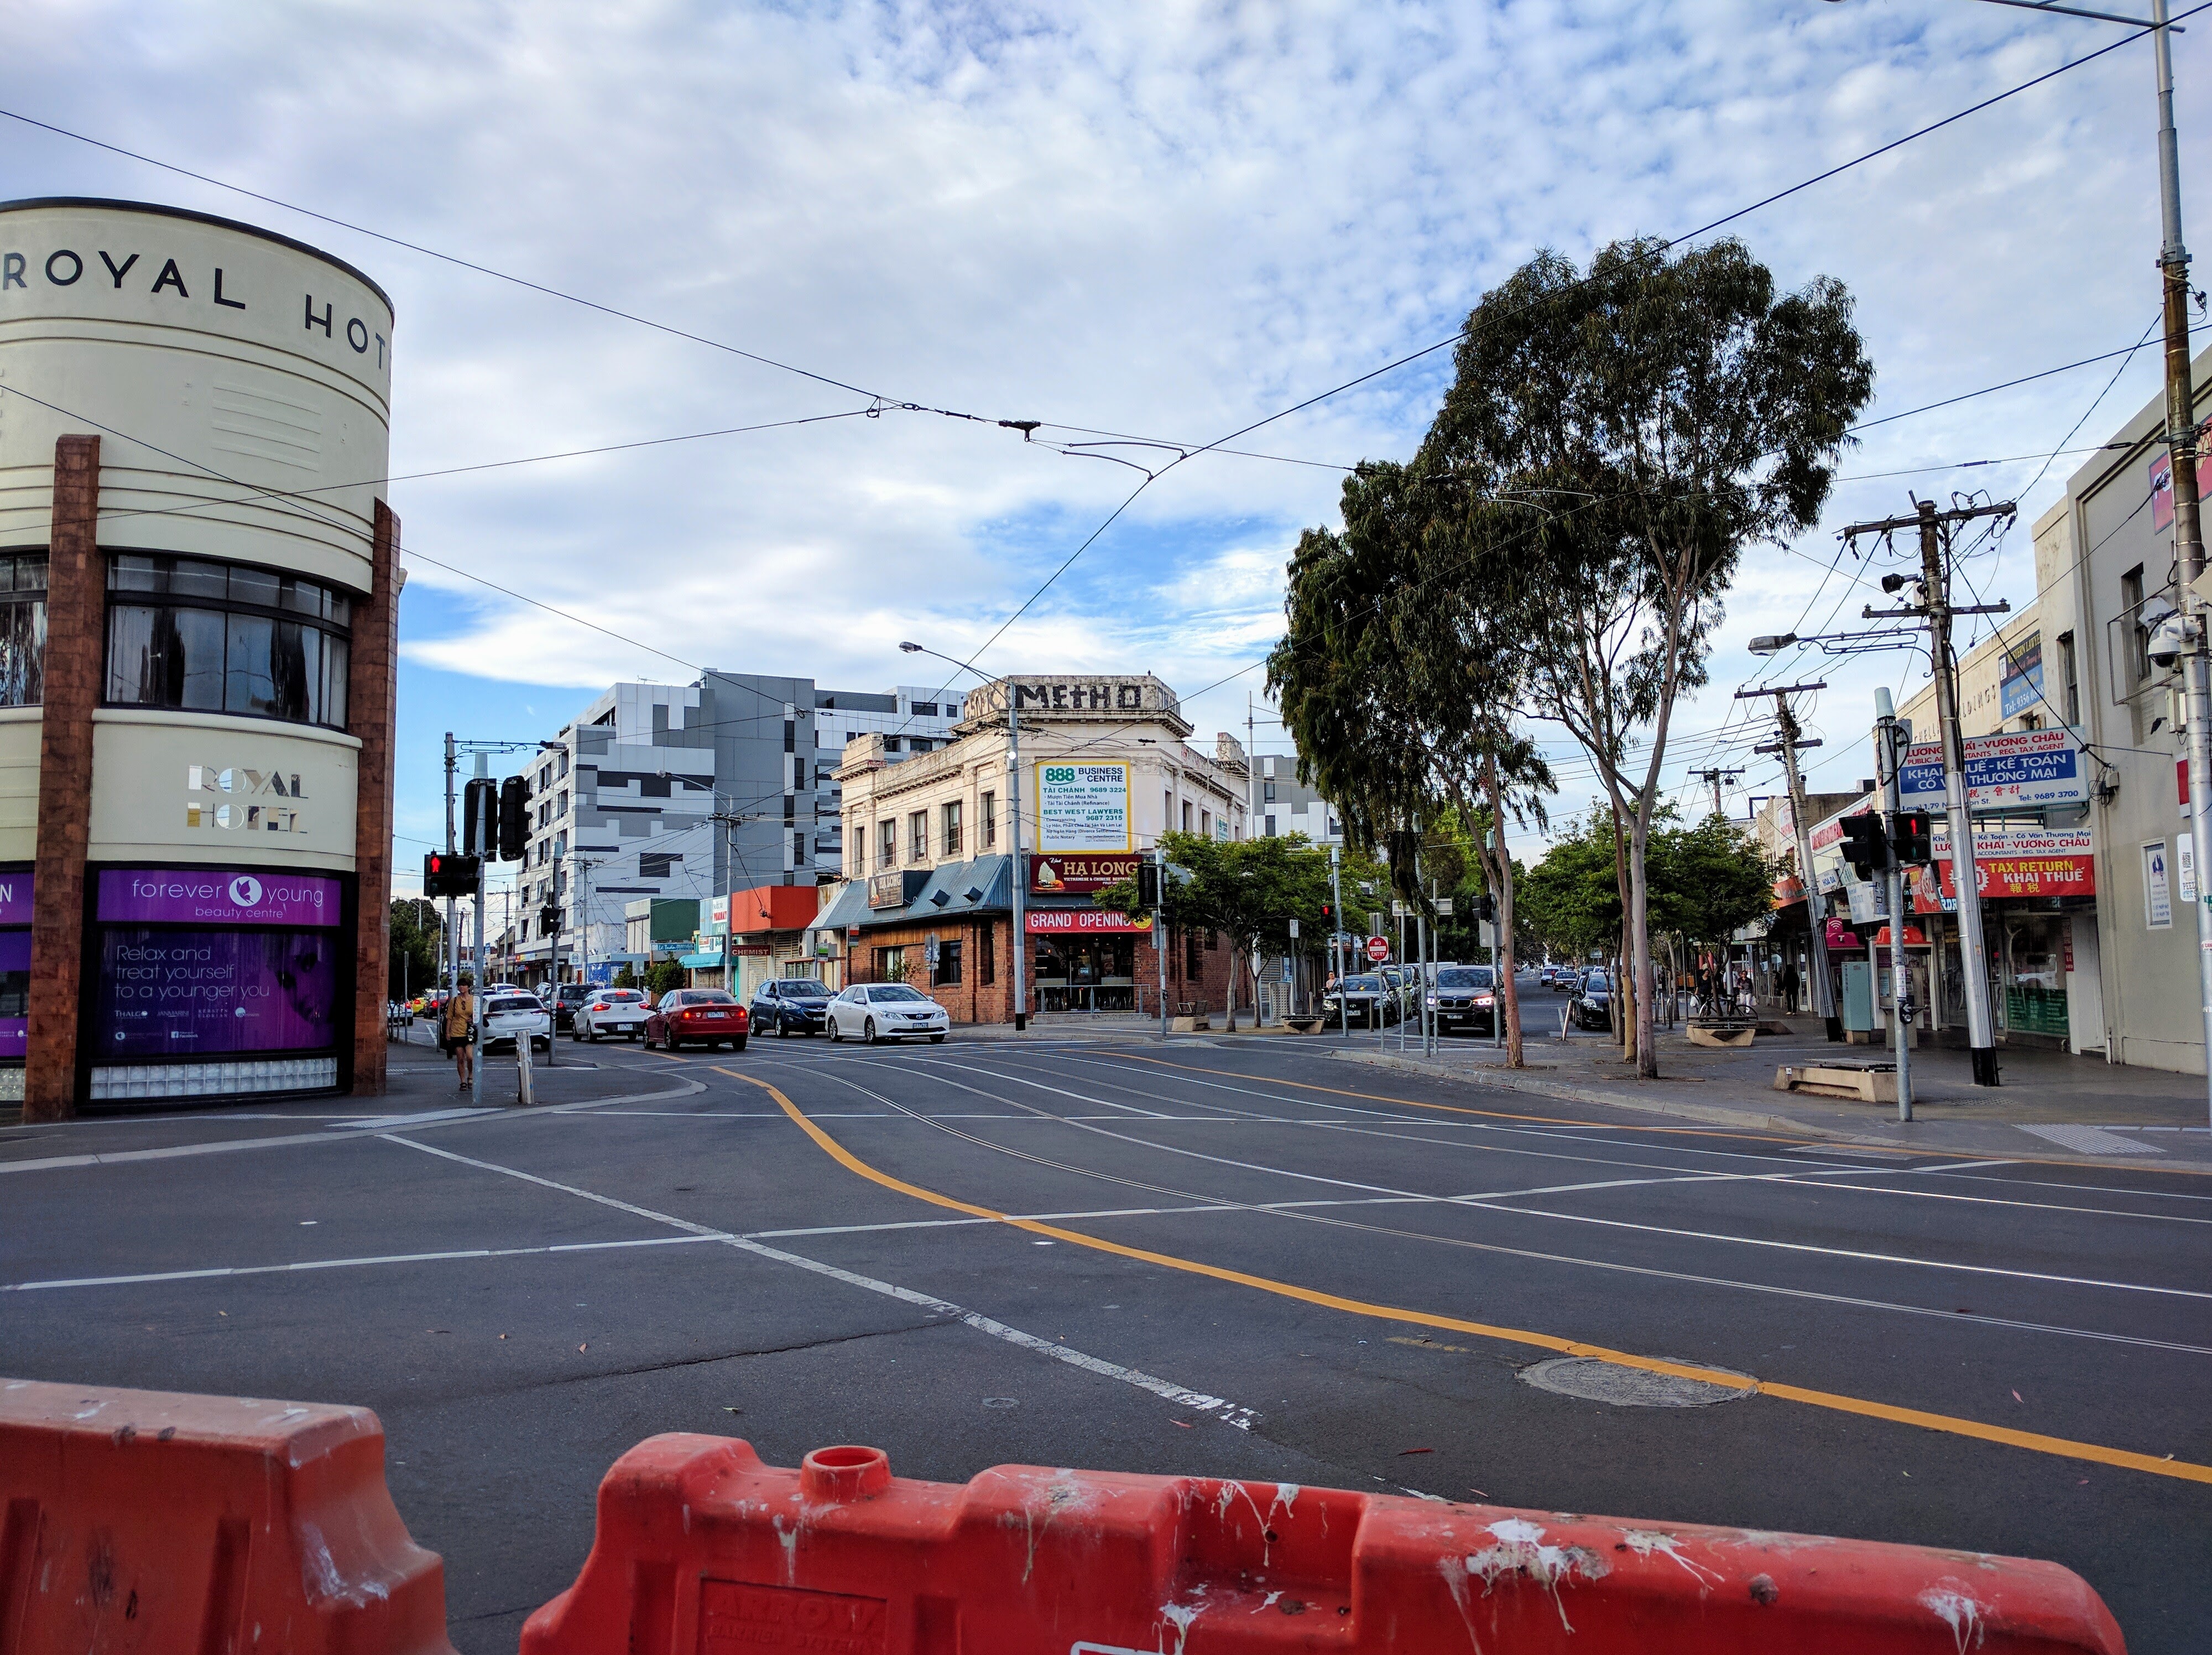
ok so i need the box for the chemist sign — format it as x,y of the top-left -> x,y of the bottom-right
1034,762 -> 1133,852
1898,727 -> 2086,813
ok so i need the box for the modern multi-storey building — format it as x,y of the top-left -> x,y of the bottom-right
512,673 -> 962,979
1253,751 -> 1342,844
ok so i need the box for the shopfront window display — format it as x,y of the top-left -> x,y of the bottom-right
1031,936 -> 1135,1012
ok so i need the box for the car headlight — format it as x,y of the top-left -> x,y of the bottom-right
1476,995 -> 1494,1006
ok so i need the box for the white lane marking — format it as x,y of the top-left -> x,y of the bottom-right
336,1107 -> 503,1131
0,1112 -> 385,1134
0,1079 -> 710,1173
2,1235 -> 714,1292
378,1134 -> 1259,1429
873,1058 -> 2212,1302
778,1065 -> 2212,1357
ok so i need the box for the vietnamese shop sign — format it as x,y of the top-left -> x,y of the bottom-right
97,869 -> 341,927
1912,827 -> 2096,910
1034,762 -> 1132,852
1030,852 -> 1140,893
1899,727 -> 2085,812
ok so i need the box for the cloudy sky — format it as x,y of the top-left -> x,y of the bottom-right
9,0 -> 2205,877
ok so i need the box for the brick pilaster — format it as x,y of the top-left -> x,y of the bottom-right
348,499 -> 400,1095
24,436 -> 102,1122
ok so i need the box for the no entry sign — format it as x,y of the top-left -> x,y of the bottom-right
1365,935 -> 1390,962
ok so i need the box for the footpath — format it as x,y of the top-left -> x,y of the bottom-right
1298,1014 -> 2212,1168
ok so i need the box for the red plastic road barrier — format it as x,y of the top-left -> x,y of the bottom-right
523,1438 -> 2123,1655
0,1377 -> 456,1655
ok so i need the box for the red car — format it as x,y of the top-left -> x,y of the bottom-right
644,988 -> 749,1052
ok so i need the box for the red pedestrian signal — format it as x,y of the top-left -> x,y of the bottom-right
423,851 -> 482,898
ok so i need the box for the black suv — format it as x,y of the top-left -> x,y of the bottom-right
548,982 -> 593,1032
749,977 -> 832,1037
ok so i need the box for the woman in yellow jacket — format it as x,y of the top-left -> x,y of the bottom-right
444,977 -> 476,1090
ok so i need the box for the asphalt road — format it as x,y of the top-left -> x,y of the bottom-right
4,1033 -> 2206,1652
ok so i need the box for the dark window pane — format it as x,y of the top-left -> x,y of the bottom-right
106,606 -> 157,704
325,635 -> 348,727
0,560 -> 14,596
16,557 -> 44,594
326,591 -> 351,626
173,608 -> 225,709
0,601 -> 40,707
267,621 -> 312,722
109,555 -> 159,592
227,565 -> 280,608
169,558 -> 227,601
278,577 -> 321,616
225,613 -> 278,716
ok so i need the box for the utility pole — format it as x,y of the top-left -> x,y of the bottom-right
1849,496 -> 2016,1086
1740,684 -> 1841,1042
469,751 -> 488,1107
1697,767 -> 1744,820
2150,0 -> 2212,1127
1155,842 -> 1169,1037
1008,688 -> 1027,1033
1874,688 -> 1916,1122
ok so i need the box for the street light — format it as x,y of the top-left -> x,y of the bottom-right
1749,634 -> 1796,655
898,641 -> 1029,1032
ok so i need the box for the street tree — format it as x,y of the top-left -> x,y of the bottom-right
1423,236 -> 1871,1076
388,899 -> 442,1001
1095,831 -> 1337,1032
1267,461 -> 1553,1064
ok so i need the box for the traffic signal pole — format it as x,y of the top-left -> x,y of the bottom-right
444,732 -> 459,999
1741,685 -> 1840,1042
1874,690 -> 1915,1122
1329,844 -> 1347,1037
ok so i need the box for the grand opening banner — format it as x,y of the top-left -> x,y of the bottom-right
93,927 -> 340,1058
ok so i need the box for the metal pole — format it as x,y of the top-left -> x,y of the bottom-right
1329,844 -> 1347,1038
1921,503 -> 2001,1085
1008,688 -> 1026,1033
1875,688 -> 1916,1122
1156,842 -> 1169,1037
471,753 -> 488,1107
444,732 -> 458,997
1773,699 -> 1840,1040
2150,0 -> 2212,1125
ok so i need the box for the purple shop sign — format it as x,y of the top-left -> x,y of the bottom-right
0,870 -> 31,927
93,927 -> 338,1060
98,869 -> 341,929
0,929 -> 25,1059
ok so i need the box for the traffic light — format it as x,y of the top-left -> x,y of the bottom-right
498,774 -> 529,861
462,776 -> 497,855
1891,810 -> 1933,866
422,851 -> 481,898
1319,901 -> 1334,930
1839,813 -> 1889,881
539,905 -> 561,936
1475,893 -> 1497,924
1136,861 -> 1161,908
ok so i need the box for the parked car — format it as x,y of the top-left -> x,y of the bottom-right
1321,973 -> 1393,1028
644,988 -> 749,1052
574,987 -> 649,1042
480,991 -> 552,1052
547,982 -> 594,1033
751,977 -> 833,1038
826,982 -> 950,1044
1569,970 -> 1614,1030
1430,965 -> 1498,1035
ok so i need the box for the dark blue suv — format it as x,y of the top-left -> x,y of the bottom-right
749,977 -> 833,1038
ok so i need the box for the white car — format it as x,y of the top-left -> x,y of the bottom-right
573,987 -> 649,1042
826,983 -> 950,1044
481,991 -> 552,1052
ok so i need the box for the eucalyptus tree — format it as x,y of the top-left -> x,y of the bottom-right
1422,237 -> 1871,1077
1267,462 -> 1554,1065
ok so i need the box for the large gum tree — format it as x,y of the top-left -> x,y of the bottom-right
1422,237 -> 1871,1078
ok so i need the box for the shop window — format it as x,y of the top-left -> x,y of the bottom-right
982,791 -> 997,847
942,799 -> 963,856
105,553 -> 353,730
933,939 -> 963,986
0,555 -> 48,708
873,945 -> 906,981
979,922 -> 996,985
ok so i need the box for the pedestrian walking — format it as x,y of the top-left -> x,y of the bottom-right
444,976 -> 476,1091
1780,959 -> 1800,1012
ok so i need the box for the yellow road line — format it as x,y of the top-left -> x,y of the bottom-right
1107,1050 -> 2212,1179
718,1065 -> 2212,1487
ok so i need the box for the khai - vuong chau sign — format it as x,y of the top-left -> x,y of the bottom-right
1900,728 -> 2086,813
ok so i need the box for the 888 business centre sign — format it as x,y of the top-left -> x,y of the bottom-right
1033,762 -> 1133,852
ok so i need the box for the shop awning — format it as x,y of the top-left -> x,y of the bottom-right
678,952 -> 724,969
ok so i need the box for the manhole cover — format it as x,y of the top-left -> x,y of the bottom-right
1519,1357 -> 1750,1408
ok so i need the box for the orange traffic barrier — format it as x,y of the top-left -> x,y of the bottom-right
0,1378 -> 456,1655
523,1437 -> 2124,1654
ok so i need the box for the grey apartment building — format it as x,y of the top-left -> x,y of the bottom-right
511,673 -> 961,977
